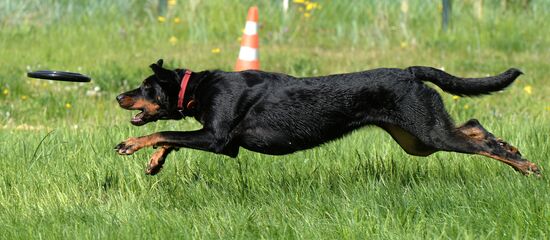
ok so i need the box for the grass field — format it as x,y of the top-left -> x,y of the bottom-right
1,0 -> 550,239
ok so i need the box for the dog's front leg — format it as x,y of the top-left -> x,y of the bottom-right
146,145 -> 175,175
115,133 -> 165,155
115,129 -> 233,156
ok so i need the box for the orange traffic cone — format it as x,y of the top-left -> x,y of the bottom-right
235,6 -> 260,71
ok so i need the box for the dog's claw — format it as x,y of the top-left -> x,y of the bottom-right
114,143 -> 125,151
513,160 -> 542,177
114,138 -> 141,155
527,163 -> 542,177
145,163 -> 163,175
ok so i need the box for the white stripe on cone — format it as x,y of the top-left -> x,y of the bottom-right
244,21 -> 257,35
238,46 -> 258,62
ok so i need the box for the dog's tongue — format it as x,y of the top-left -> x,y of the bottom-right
131,112 -> 146,125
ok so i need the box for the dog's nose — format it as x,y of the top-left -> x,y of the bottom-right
116,94 -> 125,103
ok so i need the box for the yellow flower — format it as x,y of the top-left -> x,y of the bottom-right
306,2 -> 318,11
168,0 -> 177,6
2,88 -> 8,95
464,104 -> 470,110
546,106 -> 550,111
21,95 -> 28,100
158,16 -> 166,23
65,103 -> 72,109
523,85 -> 532,95
293,0 -> 305,3
211,48 -> 221,54
304,12 -> 311,18
400,41 -> 408,49
173,17 -> 181,24
169,36 -> 178,45
452,95 -> 461,101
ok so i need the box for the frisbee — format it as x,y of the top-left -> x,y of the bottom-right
27,70 -> 91,82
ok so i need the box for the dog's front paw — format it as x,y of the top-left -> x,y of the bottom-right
146,146 -> 172,175
115,137 -> 143,155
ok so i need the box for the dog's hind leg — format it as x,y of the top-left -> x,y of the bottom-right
375,86 -> 540,175
383,118 -> 541,175
453,119 -> 541,176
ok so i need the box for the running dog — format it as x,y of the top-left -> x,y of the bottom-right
115,59 -> 540,176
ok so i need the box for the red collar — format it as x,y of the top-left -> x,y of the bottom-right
177,70 -> 192,110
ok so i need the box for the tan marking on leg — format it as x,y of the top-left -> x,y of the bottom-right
146,146 -> 172,175
478,151 -> 541,176
457,125 -> 486,141
116,133 -> 166,155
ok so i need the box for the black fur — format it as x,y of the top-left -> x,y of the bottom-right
115,60 -> 540,176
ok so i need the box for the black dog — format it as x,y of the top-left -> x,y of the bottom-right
115,59 -> 540,176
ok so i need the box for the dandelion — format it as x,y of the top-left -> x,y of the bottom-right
546,106 -> 550,111
452,95 -> 461,101
293,0 -> 306,3
168,0 -> 177,6
65,103 -> 72,109
211,48 -> 221,54
306,2 -> 318,11
169,36 -> 178,45
20,95 -> 28,100
400,41 -> 408,49
304,12 -> 311,18
173,17 -> 181,24
2,88 -> 8,96
158,16 -> 166,23
523,85 -> 532,95
464,104 -> 470,110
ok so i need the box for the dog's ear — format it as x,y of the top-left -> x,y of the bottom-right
149,59 -> 165,73
150,59 -> 177,83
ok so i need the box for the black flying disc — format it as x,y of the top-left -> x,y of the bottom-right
27,70 -> 91,82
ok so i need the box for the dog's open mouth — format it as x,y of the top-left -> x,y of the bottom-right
131,111 -> 151,126
130,109 -> 167,126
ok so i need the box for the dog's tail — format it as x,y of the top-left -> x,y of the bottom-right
406,66 -> 522,96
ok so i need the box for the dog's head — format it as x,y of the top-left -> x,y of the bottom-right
116,59 -> 186,126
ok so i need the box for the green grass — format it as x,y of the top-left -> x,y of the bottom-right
1,0 -> 550,239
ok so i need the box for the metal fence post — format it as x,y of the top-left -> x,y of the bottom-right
442,0 -> 452,32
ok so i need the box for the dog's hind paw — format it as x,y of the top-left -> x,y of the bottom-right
509,157 -> 542,177
524,162 -> 542,177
